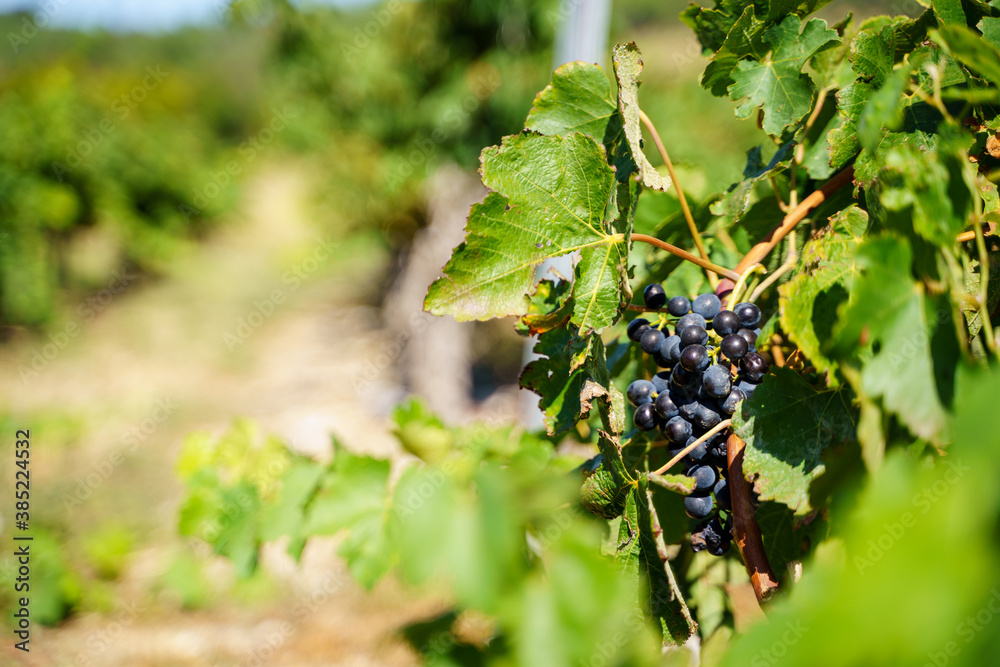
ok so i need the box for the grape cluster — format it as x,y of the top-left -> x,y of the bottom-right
625,284 -> 769,557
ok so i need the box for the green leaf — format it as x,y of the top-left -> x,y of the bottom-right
934,24 -> 1000,87
701,6 -> 767,97
615,482 -> 696,646
424,132 -> 625,333
392,397 -> 454,463
933,0 -> 968,26
258,459 -> 324,558
733,367 -> 858,515
832,235 -> 959,443
515,277 -> 574,336
779,205 -> 868,377
519,325 -> 593,435
728,16 -> 839,136
612,42 -> 672,193
710,142 -> 793,227
525,62 -> 618,140
302,445 -> 395,587
857,65 -> 913,150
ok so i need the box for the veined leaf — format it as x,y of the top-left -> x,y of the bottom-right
728,15 -> 839,136
734,367 -> 858,515
525,62 -> 618,140
424,132 -> 626,333
779,205 -> 868,377
612,42 -> 672,193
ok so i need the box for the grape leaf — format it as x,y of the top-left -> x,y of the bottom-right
710,142 -> 793,226
728,15 -> 839,136
612,42 -> 672,193
733,367 -> 858,515
934,24 -> 1000,87
615,481 -> 696,645
515,277 -> 574,336
302,445 -> 395,587
424,132 -> 626,333
779,205 -> 868,377
519,324 -> 594,436
701,6 -> 767,97
832,236 -> 960,444
525,62 -> 618,140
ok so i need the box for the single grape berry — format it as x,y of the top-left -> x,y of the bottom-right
626,379 -> 656,406
685,435 -> 708,462
687,464 -> 718,492
664,415 -> 693,443
684,494 -> 714,520
651,371 -> 671,394
670,365 -> 698,391
626,318 -> 650,342
702,364 -> 732,398
667,295 -> 690,317
736,379 -> 760,398
679,325 -> 708,348
734,301 -> 761,328
720,333 -> 749,361
677,394 -> 699,421
654,391 -> 680,420
658,335 -> 682,363
691,293 -> 722,319
740,351 -> 770,383
644,283 -> 667,309
640,327 -> 665,354
719,386 -> 746,415
680,344 -> 709,372
712,309 -> 740,336
675,312 -> 707,335
693,401 -> 722,430
737,327 -> 758,347
634,403 -> 658,431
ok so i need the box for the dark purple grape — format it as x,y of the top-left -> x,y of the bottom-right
634,403 -> 658,431
687,464 -> 718,492
714,477 -> 731,509
675,312 -> 707,334
712,310 -> 740,336
693,401 -> 722,430
655,392 -> 680,420
651,371 -> 671,394
720,333 -> 748,361
740,351 -> 770,383
644,284 -> 667,309
671,365 -> 699,391
702,364 -> 732,398
719,386 -> 746,415
737,327 -> 758,348
658,335 -> 682,363
680,344 -> 709,372
692,293 -> 722,319
664,415 -> 693,443
680,325 -> 708,348
734,302 -> 761,328
640,327 -> 665,354
627,318 -> 650,342
626,380 -> 656,406
667,296 -> 690,317
736,379 -> 760,398
684,494 -> 714,519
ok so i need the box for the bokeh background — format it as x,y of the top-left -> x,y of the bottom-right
0,1 -> 903,665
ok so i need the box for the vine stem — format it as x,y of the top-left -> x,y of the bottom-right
637,109 -> 717,289
727,432 -> 780,605
631,234 -> 741,282
717,166 -> 855,294
973,200 -> 998,357
650,419 -> 732,476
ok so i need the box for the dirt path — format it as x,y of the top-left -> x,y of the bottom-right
1,163 -> 454,666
